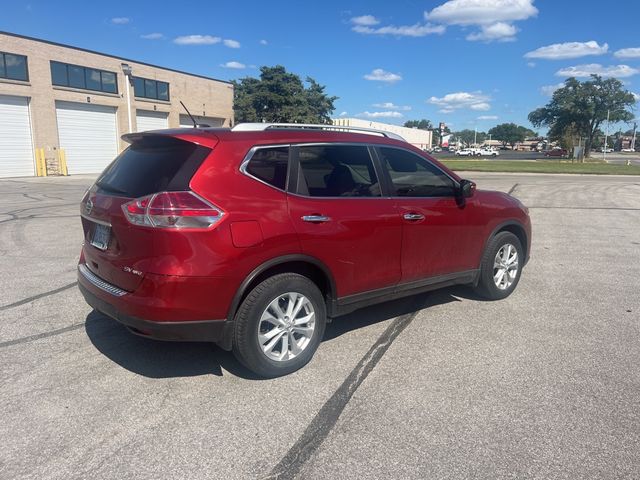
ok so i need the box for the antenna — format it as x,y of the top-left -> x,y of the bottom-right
179,101 -> 210,128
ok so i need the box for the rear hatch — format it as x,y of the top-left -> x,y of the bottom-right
80,133 -> 214,291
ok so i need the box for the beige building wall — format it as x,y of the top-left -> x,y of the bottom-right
332,117 -> 432,149
0,32 -> 234,158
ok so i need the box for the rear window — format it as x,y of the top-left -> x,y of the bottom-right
245,146 -> 289,190
95,136 -> 210,198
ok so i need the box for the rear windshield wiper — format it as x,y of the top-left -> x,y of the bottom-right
95,181 -> 129,195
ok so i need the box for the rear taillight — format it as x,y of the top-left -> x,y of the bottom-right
122,191 -> 224,229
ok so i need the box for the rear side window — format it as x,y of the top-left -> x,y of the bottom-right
378,147 -> 455,197
96,136 -> 210,198
296,145 -> 381,197
245,146 -> 289,190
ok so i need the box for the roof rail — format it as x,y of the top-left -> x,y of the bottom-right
231,123 -> 406,142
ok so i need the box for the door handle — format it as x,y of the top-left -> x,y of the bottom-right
403,212 -> 425,221
302,215 -> 331,223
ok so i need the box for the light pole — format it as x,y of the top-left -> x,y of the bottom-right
603,109 -> 610,162
121,63 -> 133,133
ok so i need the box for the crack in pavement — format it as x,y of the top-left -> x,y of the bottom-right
264,309 -> 419,480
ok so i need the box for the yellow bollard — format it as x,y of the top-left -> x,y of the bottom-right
35,148 -> 47,176
58,149 -> 69,176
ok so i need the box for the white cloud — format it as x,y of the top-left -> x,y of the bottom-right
353,23 -> 445,37
372,102 -> 411,111
469,102 -> 491,110
614,48 -> 640,59
259,39 -> 268,45
350,15 -> 380,26
339,111 -> 348,117
141,33 -> 163,40
220,61 -> 246,69
223,39 -> 241,48
173,35 -> 221,45
477,115 -> 498,120
527,62 -> 536,67
525,41 -> 608,60
428,91 -> 492,111
364,69 -> 402,83
555,64 -> 639,78
111,17 -> 130,25
541,82 -> 564,96
466,22 -> 517,42
425,0 -> 537,42
356,111 -> 404,119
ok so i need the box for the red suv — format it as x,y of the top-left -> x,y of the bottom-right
78,124 -> 531,377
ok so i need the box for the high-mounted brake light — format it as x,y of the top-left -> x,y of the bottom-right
122,191 -> 224,229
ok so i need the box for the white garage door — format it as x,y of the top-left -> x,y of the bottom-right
136,110 -> 169,132
55,101 -> 118,175
179,114 -> 224,128
0,95 -> 35,178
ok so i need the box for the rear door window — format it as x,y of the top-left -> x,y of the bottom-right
96,136 -> 210,198
296,145 -> 381,197
245,146 -> 289,190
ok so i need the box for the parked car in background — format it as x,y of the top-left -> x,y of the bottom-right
476,147 -> 499,157
599,147 -> 614,153
544,148 -> 568,157
455,148 -> 475,156
77,123 -> 531,378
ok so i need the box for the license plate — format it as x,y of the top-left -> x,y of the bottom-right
90,224 -> 111,251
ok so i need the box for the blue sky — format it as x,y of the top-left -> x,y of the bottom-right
3,0 -> 640,133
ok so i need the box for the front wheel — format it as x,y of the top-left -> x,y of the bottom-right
232,273 -> 326,378
474,232 -> 523,300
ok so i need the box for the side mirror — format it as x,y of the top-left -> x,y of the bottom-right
459,179 -> 476,198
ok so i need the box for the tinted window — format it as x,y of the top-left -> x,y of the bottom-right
101,71 -> 117,93
157,81 -> 169,101
50,61 -> 117,94
133,77 -> 145,97
50,61 -> 67,85
96,137 -> 211,198
297,145 -> 380,197
1,52 -> 28,81
246,147 -> 289,190
379,147 -> 455,197
85,69 -> 102,91
133,76 -> 170,101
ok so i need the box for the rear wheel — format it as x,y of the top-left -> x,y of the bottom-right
232,273 -> 326,378
474,232 -> 523,300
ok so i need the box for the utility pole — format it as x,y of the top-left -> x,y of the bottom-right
603,109 -> 610,162
629,122 -> 637,166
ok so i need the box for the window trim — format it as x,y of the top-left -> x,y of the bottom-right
132,75 -> 170,101
0,51 -> 29,82
240,144 -> 292,193
371,145 -> 460,199
50,60 -> 118,94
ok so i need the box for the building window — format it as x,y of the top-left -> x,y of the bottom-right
0,52 -> 29,81
133,76 -> 170,101
50,61 -> 118,94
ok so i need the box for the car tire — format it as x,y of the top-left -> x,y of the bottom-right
474,231 -> 523,300
232,273 -> 326,378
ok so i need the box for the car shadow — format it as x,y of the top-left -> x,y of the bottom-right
85,286 -> 471,380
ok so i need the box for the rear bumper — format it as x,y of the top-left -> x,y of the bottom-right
77,266 -> 232,345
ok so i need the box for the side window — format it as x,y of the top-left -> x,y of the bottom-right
246,147 -> 289,190
297,145 -> 381,197
379,147 -> 456,197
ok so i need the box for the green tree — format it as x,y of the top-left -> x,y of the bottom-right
528,75 -> 635,157
488,123 -> 534,148
232,65 -> 338,124
403,119 -> 434,130
454,129 -> 487,146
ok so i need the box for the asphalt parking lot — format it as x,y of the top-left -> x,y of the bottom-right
1,172 -> 639,479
